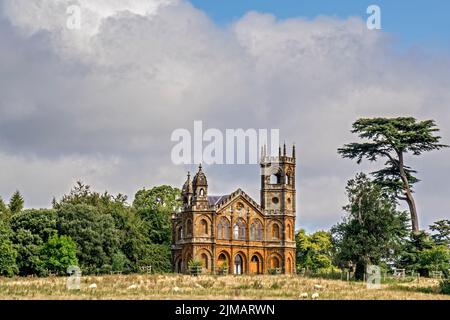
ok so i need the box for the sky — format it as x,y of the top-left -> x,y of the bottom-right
190,0 -> 450,50
0,0 -> 449,233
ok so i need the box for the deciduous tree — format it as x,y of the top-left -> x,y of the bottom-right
331,173 -> 409,279
338,117 -> 448,232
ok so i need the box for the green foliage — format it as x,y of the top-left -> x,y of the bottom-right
0,197 -> 11,222
56,203 -> 120,274
39,234 -> 78,275
399,231 -> 450,276
133,185 -> 181,245
331,173 -> 409,279
10,209 -> 57,276
53,181 -> 128,210
111,251 -> 130,272
439,280 -> 450,295
0,241 -> 18,277
2,182 -> 178,276
338,117 -> 448,232
9,191 -> 24,214
267,268 -> 280,275
188,258 -> 203,276
296,229 -> 338,272
217,262 -> 228,275
0,220 -> 18,277
136,244 -> 172,273
418,245 -> 450,274
430,219 -> 450,246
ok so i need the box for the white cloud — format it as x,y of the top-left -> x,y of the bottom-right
0,0 -> 449,231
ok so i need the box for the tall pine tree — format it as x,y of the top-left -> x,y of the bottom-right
9,191 -> 24,214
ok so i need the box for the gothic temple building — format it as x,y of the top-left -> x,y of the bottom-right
172,144 -> 296,274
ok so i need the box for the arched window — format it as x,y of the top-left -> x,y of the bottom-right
233,224 -> 239,239
286,224 -> 292,240
218,253 -> 228,272
218,217 -> 230,239
270,256 -> 280,269
270,174 -> 278,184
199,188 -> 204,196
200,253 -> 208,269
177,226 -> 183,240
233,219 -> 245,240
285,175 -> 290,185
200,219 -> 208,235
251,220 -> 263,241
186,219 -> 193,236
272,223 -> 280,239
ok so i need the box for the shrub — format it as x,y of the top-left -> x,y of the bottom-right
439,279 -> 450,295
0,241 -> 18,277
188,259 -> 203,276
217,262 -> 228,275
112,251 -> 130,273
39,234 -> 78,275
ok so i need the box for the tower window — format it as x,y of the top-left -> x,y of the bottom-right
177,226 -> 183,240
272,224 -> 280,239
200,219 -> 208,235
186,219 -> 193,236
272,197 -> 279,204
270,174 -> 279,184
199,188 -> 204,196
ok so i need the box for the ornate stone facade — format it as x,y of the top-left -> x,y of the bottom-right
171,144 -> 296,274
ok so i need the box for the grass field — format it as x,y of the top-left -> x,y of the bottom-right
0,274 -> 449,300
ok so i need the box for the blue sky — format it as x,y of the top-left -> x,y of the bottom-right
190,0 -> 450,50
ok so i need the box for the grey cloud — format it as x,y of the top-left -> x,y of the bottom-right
0,0 -> 449,232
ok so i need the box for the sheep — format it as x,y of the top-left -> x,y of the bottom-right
88,283 -> 97,289
311,292 -> 319,300
172,286 -> 180,292
299,292 -> 308,299
314,284 -> 324,290
127,284 -> 138,290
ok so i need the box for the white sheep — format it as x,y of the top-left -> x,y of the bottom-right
299,292 -> 308,299
314,284 -> 324,290
172,286 -> 180,292
311,292 -> 319,300
127,284 -> 138,290
88,283 -> 97,289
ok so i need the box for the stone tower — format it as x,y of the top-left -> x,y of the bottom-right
260,143 -> 296,272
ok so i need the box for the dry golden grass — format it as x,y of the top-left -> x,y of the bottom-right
0,274 -> 448,300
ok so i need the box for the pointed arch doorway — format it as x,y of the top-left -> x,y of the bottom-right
234,254 -> 244,275
250,255 -> 262,274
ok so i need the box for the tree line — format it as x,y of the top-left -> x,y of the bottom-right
297,117 -> 450,279
0,183 -> 181,277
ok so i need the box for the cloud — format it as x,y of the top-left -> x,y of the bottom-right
0,0 -> 449,231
